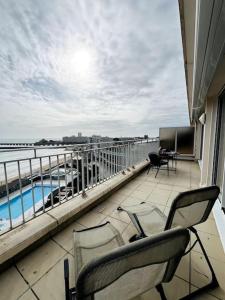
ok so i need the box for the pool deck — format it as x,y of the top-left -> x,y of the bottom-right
0,160 -> 224,300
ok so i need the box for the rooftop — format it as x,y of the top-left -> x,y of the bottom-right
0,160 -> 224,300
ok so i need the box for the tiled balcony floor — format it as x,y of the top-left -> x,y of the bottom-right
0,161 -> 225,300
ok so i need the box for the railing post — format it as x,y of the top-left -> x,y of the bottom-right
57,155 -> 62,203
29,159 -> 36,216
17,161 -> 25,224
81,150 -> 86,197
70,153 -> 74,198
3,163 -> 13,230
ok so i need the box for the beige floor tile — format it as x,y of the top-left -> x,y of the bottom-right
113,187 -> 133,197
52,222 -> 85,252
146,189 -> 171,206
76,211 -> 106,228
0,266 -> 29,300
18,289 -> 37,300
192,231 -> 225,262
163,206 -> 170,216
106,193 -> 127,204
175,250 -> 190,282
195,219 -> 219,236
145,174 -> 161,183
121,195 -> 145,206
172,185 -> 190,192
156,183 -> 173,191
171,178 -> 191,188
93,200 -> 119,215
17,239 -> 66,285
121,182 -> 141,192
136,182 -> 156,192
166,190 -> 179,207
191,251 -> 225,299
163,276 -> 190,299
33,253 -> 74,300
129,189 -> 152,201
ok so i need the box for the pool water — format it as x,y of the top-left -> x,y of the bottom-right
0,185 -> 55,220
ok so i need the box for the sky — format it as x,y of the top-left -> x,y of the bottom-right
0,0 -> 189,140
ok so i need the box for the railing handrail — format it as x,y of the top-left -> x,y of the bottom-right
0,137 -> 159,152
0,138 -> 159,164
0,138 -> 159,235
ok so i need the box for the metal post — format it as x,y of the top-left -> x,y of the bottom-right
64,154 -> 68,201
29,159 -> 36,216
17,161 -> 25,223
101,149 -> 104,181
91,150 -> 93,187
70,153 -> 74,198
57,155 -> 61,204
49,156 -> 54,208
39,158 -> 45,213
3,163 -> 12,229
95,149 -> 97,185
86,152 -> 89,189
81,151 -> 86,197
76,151 -> 80,195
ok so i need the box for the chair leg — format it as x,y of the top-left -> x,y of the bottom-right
179,227 -> 219,299
155,166 -> 160,178
147,163 -> 151,174
156,284 -> 167,300
167,163 -> 169,176
64,259 -> 70,300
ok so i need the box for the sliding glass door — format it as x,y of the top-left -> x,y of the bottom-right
213,92 -> 225,208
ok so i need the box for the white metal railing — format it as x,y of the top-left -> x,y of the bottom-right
0,138 -> 159,234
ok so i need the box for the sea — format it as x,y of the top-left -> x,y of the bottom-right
0,138 -> 72,182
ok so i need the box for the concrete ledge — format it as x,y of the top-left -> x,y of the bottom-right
0,214 -> 57,267
0,161 -> 148,272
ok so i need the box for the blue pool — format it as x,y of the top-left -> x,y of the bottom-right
0,185 -> 55,220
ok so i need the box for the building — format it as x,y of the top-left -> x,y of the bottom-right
179,0 -> 225,248
62,135 -> 90,144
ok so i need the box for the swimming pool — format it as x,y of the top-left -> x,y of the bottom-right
0,185 -> 55,220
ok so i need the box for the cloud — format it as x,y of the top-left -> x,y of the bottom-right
0,0 -> 188,139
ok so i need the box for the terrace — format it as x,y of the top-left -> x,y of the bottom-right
0,158 -> 224,300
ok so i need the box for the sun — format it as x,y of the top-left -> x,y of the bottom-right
73,48 -> 93,75
57,45 -> 98,87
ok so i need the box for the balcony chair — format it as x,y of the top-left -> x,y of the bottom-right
147,152 -> 169,178
64,222 -> 190,300
117,185 -> 220,299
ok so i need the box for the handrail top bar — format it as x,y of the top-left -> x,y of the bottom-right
0,138 -> 159,164
0,137 -> 159,152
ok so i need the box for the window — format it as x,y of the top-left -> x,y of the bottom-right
213,92 -> 225,208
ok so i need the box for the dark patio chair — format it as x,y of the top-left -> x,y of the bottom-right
117,185 -> 220,299
147,152 -> 169,177
64,222 -> 190,300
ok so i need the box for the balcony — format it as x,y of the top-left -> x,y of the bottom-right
0,159 -> 224,300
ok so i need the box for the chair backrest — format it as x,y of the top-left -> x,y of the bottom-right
75,227 -> 190,300
165,186 -> 220,230
148,152 -> 161,166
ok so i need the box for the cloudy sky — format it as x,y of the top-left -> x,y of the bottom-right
0,0 -> 188,140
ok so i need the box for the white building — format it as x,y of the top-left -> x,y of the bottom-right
179,0 -> 225,249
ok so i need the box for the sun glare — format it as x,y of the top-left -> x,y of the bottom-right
71,47 -> 96,79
